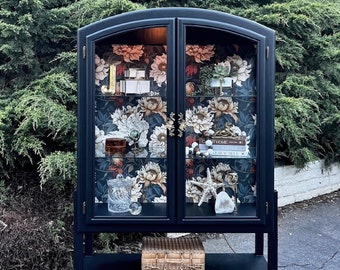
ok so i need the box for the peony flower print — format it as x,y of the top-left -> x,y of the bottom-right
110,105 -> 138,126
208,97 -> 238,122
149,124 -> 167,156
186,45 -> 215,63
110,106 -> 149,148
138,97 -> 167,121
149,53 -> 167,87
137,162 -> 167,194
130,178 -> 143,203
186,82 -> 195,96
94,54 -> 109,85
226,54 -> 252,86
112,44 -> 144,62
186,106 -> 214,134
152,195 -> 167,203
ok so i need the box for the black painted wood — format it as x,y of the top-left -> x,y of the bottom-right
83,253 -> 268,270
75,7 -> 276,270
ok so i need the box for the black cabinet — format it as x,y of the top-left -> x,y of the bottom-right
75,8 -> 277,269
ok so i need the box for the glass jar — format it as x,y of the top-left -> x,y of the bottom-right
107,174 -> 132,213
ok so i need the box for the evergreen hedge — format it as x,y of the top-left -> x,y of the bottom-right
0,0 -> 339,268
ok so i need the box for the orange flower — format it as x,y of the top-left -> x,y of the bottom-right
186,45 -> 215,63
112,45 -> 144,62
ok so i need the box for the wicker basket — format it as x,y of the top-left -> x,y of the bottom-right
141,237 -> 205,270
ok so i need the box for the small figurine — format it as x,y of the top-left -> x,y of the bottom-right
129,129 -> 141,151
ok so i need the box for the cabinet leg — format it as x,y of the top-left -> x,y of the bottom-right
84,233 -> 93,255
74,231 -> 84,270
268,190 -> 278,270
74,191 -> 84,270
255,232 -> 264,255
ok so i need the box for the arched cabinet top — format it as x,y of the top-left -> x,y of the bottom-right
78,7 -> 275,43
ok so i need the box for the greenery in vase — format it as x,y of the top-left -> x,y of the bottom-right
212,64 -> 230,95
198,65 -> 214,95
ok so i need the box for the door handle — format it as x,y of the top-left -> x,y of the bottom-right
166,112 -> 186,137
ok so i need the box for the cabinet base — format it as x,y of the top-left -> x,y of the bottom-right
83,253 -> 267,270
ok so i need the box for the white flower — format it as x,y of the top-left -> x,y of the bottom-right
110,107 -> 149,147
230,125 -> 243,136
186,179 -> 203,203
94,54 -> 109,85
111,108 -> 128,125
226,54 -> 252,86
186,106 -> 214,134
111,105 -> 138,125
149,124 -> 167,156
216,60 -> 231,75
130,177 -> 143,202
226,172 -> 238,187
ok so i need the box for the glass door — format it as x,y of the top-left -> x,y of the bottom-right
87,23 -> 176,223
178,23 -> 262,223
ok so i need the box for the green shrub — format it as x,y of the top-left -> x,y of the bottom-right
275,96 -> 321,167
39,151 -> 76,190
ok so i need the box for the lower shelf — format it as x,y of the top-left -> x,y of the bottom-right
83,253 -> 267,270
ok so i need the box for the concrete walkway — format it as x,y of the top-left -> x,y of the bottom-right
202,190 -> 340,269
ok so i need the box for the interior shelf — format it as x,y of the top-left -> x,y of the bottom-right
94,202 -> 168,219
93,203 -> 256,220
185,203 -> 256,219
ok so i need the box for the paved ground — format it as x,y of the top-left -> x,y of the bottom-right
202,190 -> 340,269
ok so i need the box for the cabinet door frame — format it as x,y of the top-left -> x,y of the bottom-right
78,18 -> 177,227
175,17 -> 275,228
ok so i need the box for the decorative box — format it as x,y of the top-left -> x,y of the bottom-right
120,79 -> 150,94
142,237 -> 205,270
124,68 -> 146,79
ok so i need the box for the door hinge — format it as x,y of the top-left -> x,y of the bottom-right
266,202 -> 269,215
82,201 -> 86,215
266,46 -> 269,59
82,45 -> 86,59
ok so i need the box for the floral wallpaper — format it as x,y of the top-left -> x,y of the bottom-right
184,44 -> 257,204
94,45 -> 168,204
93,42 -> 257,207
